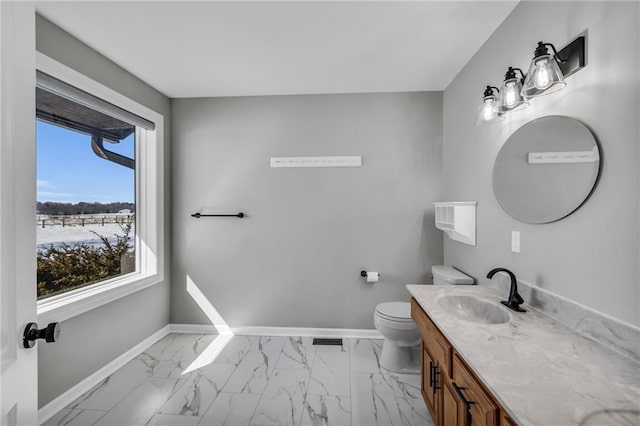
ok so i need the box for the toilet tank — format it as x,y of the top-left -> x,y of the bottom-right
432,265 -> 474,285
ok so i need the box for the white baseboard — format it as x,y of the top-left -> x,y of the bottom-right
232,326 -> 383,339
38,325 -> 170,424
169,323 -> 218,334
170,323 -> 383,339
38,323 -> 381,423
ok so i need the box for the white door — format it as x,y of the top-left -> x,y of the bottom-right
1,3 -> 38,425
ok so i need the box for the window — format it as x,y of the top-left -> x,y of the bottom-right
36,88 -> 138,299
35,54 -> 164,323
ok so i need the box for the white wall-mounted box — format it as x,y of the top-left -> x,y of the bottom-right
433,202 -> 477,246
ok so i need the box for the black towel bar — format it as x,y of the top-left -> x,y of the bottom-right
191,212 -> 244,218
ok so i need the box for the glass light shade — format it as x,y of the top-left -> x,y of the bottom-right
475,95 -> 504,125
521,54 -> 566,98
498,78 -> 529,112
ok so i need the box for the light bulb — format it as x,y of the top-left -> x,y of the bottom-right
534,58 -> 552,89
476,94 -> 503,125
498,69 -> 529,113
503,81 -> 519,108
521,51 -> 566,98
483,99 -> 495,121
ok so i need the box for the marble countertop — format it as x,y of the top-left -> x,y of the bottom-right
406,284 -> 640,426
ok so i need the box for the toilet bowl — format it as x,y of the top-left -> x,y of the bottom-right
374,302 -> 421,374
374,265 -> 474,374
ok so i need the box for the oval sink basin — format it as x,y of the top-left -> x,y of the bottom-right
438,295 -> 510,325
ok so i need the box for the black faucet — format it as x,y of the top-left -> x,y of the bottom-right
486,268 -> 526,312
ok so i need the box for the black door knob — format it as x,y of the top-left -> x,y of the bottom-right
23,322 -> 61,349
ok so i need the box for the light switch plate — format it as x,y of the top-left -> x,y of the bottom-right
511,231 -> 521,253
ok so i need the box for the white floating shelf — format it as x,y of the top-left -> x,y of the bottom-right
270,156 -> 362,168
527,147 -> 599,164
434,202 -> 477,246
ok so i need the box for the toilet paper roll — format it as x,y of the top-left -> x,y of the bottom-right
366,272 -> 379,283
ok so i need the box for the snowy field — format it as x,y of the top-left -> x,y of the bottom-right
37,223 -> 134,250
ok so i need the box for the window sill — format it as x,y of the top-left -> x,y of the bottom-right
37,271 -> 164,325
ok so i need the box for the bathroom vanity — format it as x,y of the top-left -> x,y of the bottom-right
411,297 -> 514,425
408,284 -> 640,426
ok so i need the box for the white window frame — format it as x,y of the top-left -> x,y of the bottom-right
35,52 -> 164,325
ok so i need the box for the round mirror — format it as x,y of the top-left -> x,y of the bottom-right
493,116 -> 600,224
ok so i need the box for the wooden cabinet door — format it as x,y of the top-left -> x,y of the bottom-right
412,299 -> 452,377
453,355 -> 498,426
442,376 -> 468,426
422,344 -> 437,420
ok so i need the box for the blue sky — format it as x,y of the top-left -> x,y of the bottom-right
37,120 -> 135,203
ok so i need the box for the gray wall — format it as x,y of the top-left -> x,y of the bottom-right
443,2 -> 640,326
36,16 -> 172,407
171,92 -> 443,328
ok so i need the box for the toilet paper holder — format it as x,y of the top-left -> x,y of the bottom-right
360,271 -> 381,279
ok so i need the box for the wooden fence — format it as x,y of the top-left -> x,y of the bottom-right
36,214 -> 135,229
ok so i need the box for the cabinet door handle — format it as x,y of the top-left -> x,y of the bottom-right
433,365 -> 441,390
452,383 -> 475,425
429,361 -> 434,388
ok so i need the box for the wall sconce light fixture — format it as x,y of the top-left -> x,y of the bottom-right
521,42 -> 567,97
521,36 -> 586,98
475,35 -> 586,125
498,67 -> 529,112
475,86 -> 504,125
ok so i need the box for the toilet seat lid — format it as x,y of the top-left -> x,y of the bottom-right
375,302 -> 412,321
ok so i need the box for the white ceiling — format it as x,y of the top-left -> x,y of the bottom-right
36,1 -> 518,98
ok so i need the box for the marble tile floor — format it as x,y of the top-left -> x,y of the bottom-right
44,333 -> 434,426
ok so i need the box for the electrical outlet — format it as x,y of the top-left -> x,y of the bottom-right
511,231 -> 521,253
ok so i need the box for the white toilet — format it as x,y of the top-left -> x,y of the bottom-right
374,265 -> 474,374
